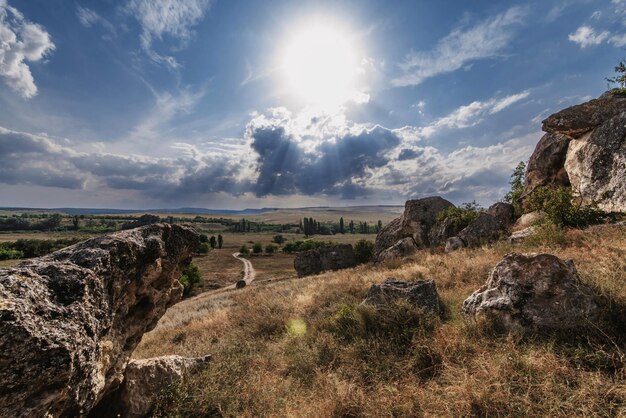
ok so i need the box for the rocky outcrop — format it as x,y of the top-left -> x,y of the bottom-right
508,227 -> 536,244
514,211 -> 544,230
428,217 -> 462,247
485,202 -> 516,228
294,244 -> 357,277
0,224 -> 199,418
90,355 -> 211,418
462,253 -> 598,331
363,278 -> 442,316
445,203 -> 515,252
523,91 -> 626,212
377,237 -> 419,261
374,197 -> 454,261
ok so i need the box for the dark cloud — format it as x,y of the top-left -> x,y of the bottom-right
397,148 -> 422,160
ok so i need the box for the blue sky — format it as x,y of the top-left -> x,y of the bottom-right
0,0 -> 624,209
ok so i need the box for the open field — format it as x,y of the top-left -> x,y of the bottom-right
135,224 -> 626,417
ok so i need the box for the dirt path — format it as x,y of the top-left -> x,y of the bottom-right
232,252 -> 256,284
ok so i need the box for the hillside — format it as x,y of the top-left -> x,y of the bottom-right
134,223 -> 626,417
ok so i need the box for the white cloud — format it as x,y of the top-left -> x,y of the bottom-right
124,0 -> 211,69
392,7 -> 526,87
568,25 -> 610,47
0,1 -> 55,98
76,6 -> 116,39
610,33 -> 626,47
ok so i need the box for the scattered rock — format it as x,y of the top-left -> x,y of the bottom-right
294,244 -> 357,277
90,355 -> 211,418
428,217 -> 462,247
0,224 -> 199,418
376,237 -> 419,262
363,278 -> 442,315
457,213 -> 504,248
374,196 -> 453,261
444,236 -> 465,253
524,91 -> 626,212
236,279 -> 247,289
508,227 -> 536,244
462,253 -> 598,331
514,211 -> 544,229
485,202 -> 516,228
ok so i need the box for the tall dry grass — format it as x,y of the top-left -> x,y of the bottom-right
135,224 -> 626,417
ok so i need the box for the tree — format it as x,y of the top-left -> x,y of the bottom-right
71,215 -> 80,230
252,242 -> 263,254
180,262 -> 201,296
504,161 -> 526,217
217,234 -> 223,249
606,58 -> 626,91
209,235 -> 217,249
239,244 -> 249,255
377,220 -> 383,233
265,243 -> 277,254
349,220 -> 355,233
339,217 -> 345,234
354,239 -> 375,264
273,234 -> 285,244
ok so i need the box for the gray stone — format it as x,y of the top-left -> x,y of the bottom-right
428,217 -> 462,247
444,236 -> 465,253
0,224 -> 199,418
523,132 -> 572,198
485,202 -> 516,228
514,211 -> 544,229
462,253 -> 598,331
363,278 -> 442,315
508,227 -> 536,244
457,213 -> 504,248
294,244 -> 357,277
377,237 -> 419,262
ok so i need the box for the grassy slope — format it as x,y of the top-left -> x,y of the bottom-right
135,224 -> 626,417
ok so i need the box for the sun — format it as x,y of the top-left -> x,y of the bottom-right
280,20 -> 362,108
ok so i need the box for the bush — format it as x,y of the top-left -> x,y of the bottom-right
436,201 -> 482,230
196,242 -> 211,254
272,234 -> 285,245
0,247 -> 24,260
282,240 -> 331,253
525,186 -> 604,227
353,239 -> 374,264
1,238 -> 81,258
179,262 -> 201,295
239,244 -> 250,255
504,161 -> 526,217
265,244 -> 277,254
252,242 -> 263,254
199,234 -> 209,243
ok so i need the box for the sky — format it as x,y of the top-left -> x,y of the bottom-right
0,0 -> 625,209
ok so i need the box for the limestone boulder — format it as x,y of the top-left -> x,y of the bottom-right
0,224 -> 199,418
462,253 -> 598,331
376,237 -> 419,262
363,278 -> 442,316
485,202 -> 516,228
294,244 -> 357,277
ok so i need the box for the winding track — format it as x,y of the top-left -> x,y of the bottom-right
232,252 -> 256,284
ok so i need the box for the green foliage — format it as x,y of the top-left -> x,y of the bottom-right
504,161 -> 526,216
0,238 -> 81,258
0,247 -> 24,260
179,262 -> 201,295
199,234 -> 209,243
265,243 -> 277,254
209,235 -> 217,249
525,185 -> 604,227
272,234 -> 285,244
217,234 -> 223,249
239,244 -> 250,255
282,240 -> 331,253
196,242 -> 211,254
252,242 -> 263,254
436,201 -> 482,230
353,239 -> 375,264
606,58 -> 626,93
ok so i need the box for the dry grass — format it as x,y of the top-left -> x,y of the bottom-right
134,224 -> 626,416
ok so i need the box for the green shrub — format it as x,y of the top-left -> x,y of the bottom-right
239,244 -> 250,255
179,262 -> 201,295
0,247 -> 24,260
265,243 -> 277,254
196,242 -> 210,254
282,240 -> 331,253
252,242 -> 263,254
436,201 -> 482,230
272,234 -> 285,244
504,161 -> 526,217
353,239 -> 374,264
1,238 -> 81,258
525,186 -> 603,227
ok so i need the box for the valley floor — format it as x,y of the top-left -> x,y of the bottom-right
136,224 -> 626,417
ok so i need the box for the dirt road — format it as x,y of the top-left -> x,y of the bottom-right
232,252 -> 256,284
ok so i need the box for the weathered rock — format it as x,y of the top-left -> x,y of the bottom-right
377,237 -> 419,262
374,196 -> 454,261
457,213 -> 504,248
363,278 -> 442,315
508,227 -> 536,244
564,112 -> 626,212
0,224 -> 199,418
485,202 -> 516,228
294,244 -> 357,277
514,211 -> 544,229
90,355 -> 210,418
444,236 -> 465,253
462,253 -> 598,331
523,91 -> 626,212
428,217 -> 462,247
235,279 -> 247,289
523,132 -> 572,197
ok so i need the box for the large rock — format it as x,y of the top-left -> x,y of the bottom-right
377,237 -> 419,262
428,217 -> 462,248
294,244 -> 357,277
485,202 -> 516,228
0,224 -> 199,418
456,213 -> 505,249
363,278 -> 442,316
523,91 -> 626,212
462,253 -> 598,331
374,197 -> 454,261
90,355 -> 211,418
